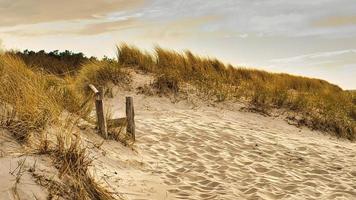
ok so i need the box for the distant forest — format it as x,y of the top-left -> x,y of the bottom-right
7,49 -> 102,75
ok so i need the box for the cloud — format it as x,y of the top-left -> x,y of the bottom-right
2,0 -> 356,38
313,15 -> 356,27
141,15 -> 221,40
0,0 -> 144,27
270,49 -> 356,64
2,18 -> 144,36
75,18 -> 143,35
133,0 -> 356,38
267,49 -> 356,89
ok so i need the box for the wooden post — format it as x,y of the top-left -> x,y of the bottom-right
126,96 -> 135,141
94,86 -> 108,139
89,84 -> 99,94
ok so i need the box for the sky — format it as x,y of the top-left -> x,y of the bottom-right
0,0 -> 355,89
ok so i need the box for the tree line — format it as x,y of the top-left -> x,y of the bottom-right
7,49 -> 100,75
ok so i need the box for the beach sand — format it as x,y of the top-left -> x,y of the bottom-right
0,129 -> 63,200
87,70 -> 356,200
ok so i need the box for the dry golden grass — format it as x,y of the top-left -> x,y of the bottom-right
0,55 -> 61,141
117,44 -> 356,140
0,54 -> 118,199
75,60 -> 131,95
117,44 -> 155,72
55,133 -> 114,200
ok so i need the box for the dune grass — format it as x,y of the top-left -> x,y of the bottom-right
0,54 -> 62,141
55,133 -> 114,200
0,54 -> 124,199
117,44 -> 355,140
74,60 -> 131,95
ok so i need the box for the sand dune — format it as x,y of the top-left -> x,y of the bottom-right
86,70 -> 356,200
2,69 -> 354,199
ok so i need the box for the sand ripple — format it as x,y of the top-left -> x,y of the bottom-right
96,85 -> 356,200
130,107 -> 356,200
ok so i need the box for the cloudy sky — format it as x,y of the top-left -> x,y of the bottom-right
0,0 -> 355,89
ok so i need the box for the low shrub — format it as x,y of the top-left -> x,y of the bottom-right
152,74 -> 180,95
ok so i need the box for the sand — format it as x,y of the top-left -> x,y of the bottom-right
86,70 -> 356,200
0,129 -> 64,200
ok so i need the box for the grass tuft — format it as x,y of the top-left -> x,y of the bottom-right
75,60 -> 131,95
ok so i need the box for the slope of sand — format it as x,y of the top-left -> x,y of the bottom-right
85,70 -> 356,200
0,129 -> 64,200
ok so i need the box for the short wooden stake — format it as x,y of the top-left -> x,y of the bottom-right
126,96 -> 135,141
89,84 -> 99,94
95,87 -> 108,139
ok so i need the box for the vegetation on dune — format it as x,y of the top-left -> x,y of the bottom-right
0,43 -> 355,198
74,60 -> 131,95
0,52 -> 127,199
54,133 -> 114,199
0,54 -> 62,141
117,44 -> 356,140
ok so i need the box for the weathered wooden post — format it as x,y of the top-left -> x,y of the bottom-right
126,96 -> 135,141
89,84 -> 108,139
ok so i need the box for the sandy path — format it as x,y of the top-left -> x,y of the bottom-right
137,107 -> 356,199
90,71 -> 356,200
94,92 -> 356,200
